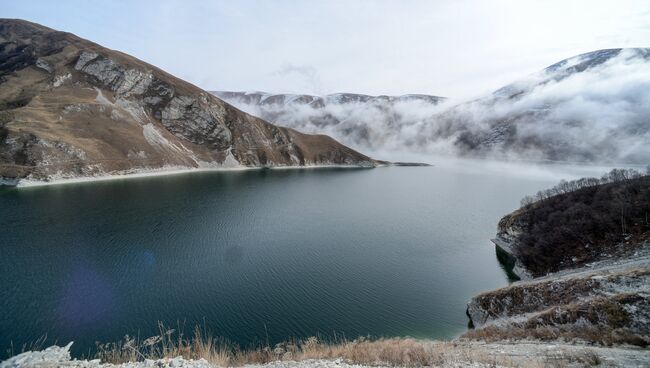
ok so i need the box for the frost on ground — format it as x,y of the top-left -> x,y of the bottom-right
0,343 -> 213,368
465,249 -> 650,346
3,340 -> 650,368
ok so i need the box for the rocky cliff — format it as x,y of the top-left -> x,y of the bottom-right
0,19 -> 377,186
466,252 -> 650,346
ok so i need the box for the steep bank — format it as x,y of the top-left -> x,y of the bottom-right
466,172 -> 650,348
493,173 -> 650,277
0,19 -> 377,186
466,249 -> 650,346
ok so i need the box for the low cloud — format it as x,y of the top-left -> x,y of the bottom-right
222,49 -> 650,164
431,49 -> 650,163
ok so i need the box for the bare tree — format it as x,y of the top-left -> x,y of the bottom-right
519,168 -> 644,208
520,195 -> 535,207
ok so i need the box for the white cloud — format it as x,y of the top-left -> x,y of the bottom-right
222,49 -> 650,164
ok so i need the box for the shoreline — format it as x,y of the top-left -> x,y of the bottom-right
3,164 -> 386,189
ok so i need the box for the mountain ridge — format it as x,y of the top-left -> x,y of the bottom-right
218,48 -> 650,164
214,91 -> 447,153
213,91 -> 446,107
0,19 -> 378,186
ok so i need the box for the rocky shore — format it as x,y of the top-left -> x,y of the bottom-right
466,247 -> 650,345
465,174 -> 650,351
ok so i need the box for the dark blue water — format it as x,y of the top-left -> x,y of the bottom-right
0,164 -> 567,356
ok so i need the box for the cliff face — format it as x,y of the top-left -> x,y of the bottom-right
490,209 -> 533,280
465,253 -> 650,346
0,19 -> 376,185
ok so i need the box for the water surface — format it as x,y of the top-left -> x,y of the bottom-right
0,163 -> 585,356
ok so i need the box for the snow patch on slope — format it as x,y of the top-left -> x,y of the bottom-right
142,123 -> 195,159
94,88 -> 112,105
222,149 -> 240,168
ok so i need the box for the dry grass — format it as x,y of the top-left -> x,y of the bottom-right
95,333 -> 486,367
463,323 -> 649,349
4,335 -> 49,360
94,324 -> 231,366
464,292 -> 650,348
85,323 -> 607,367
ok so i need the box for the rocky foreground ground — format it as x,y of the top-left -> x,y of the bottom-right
465,247 -> 650,346
2,339 -> 650,368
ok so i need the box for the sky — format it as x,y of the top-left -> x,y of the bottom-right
2,0 -> 649,97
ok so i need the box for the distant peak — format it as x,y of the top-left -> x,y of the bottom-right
213,91 -> 446,103
545,48 -> 650,73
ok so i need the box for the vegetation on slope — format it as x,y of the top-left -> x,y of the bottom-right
505,167 -> 650,276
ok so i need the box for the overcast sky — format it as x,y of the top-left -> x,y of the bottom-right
3,0 -> 649,97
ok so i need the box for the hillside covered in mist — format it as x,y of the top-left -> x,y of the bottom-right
217,48 -> 650,164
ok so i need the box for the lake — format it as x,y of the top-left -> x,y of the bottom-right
0,160 -> 611,357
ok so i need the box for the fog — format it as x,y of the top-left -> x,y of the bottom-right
434,49 -> 650,163
222,49 -> 650,165
224,95 -> 447,152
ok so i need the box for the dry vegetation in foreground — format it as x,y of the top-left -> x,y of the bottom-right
463,324 -> 648,349
78,324 -> 606,367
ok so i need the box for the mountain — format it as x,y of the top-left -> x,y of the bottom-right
213,91 -> 446,152
443,48 -> 650,163
218,49 -> 650,164
214,91 -> 445,107
0,19 -> 377,186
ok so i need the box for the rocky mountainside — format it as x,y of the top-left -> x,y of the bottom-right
0,19 -> 377,186
213,91 -> 446,152
219,49 -> 650,164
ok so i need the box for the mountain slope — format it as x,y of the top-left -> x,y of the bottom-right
214,91 -> 446,152
443,48 -> 650,163
0,19 -> 376,186
218,49 -> 650,164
